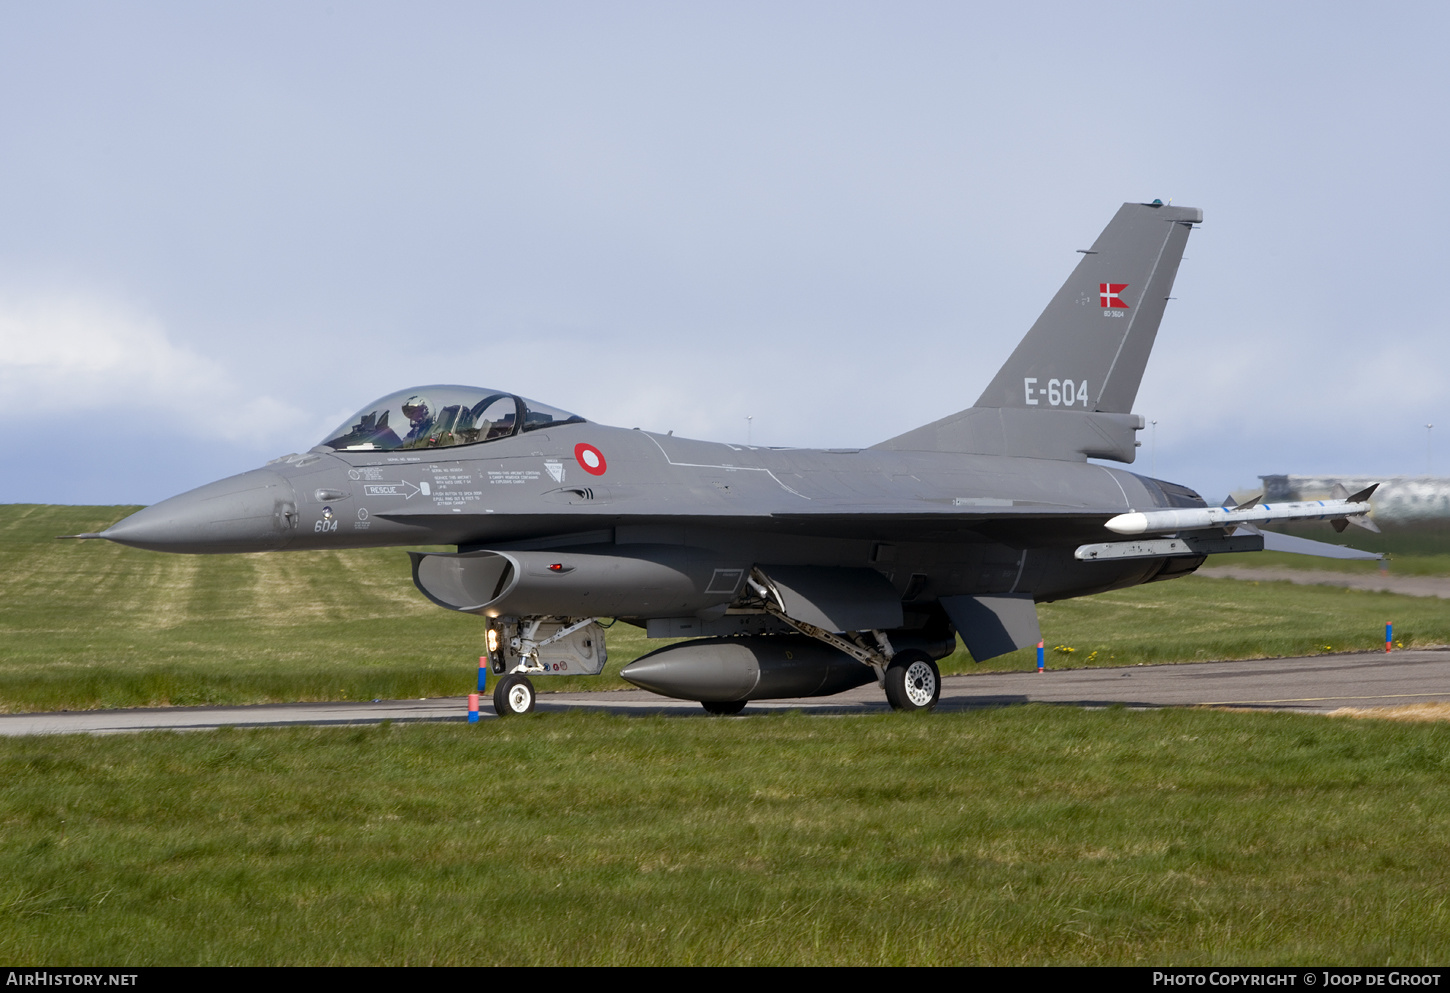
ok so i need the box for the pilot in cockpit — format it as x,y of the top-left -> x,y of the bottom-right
401,395 -> 435,447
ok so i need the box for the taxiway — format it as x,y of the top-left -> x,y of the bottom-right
3,648 -> 1447,735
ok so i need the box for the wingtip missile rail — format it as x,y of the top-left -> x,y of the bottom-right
1104,485 -> 1379,537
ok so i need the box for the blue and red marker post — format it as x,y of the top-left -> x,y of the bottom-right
467,655 -> 490,723
1037,640 -> 1045,673
1387,622 -> 1393,654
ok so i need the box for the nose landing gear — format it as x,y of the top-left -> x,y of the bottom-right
493,673 -> 537,716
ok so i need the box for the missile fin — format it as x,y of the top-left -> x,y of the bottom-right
1347,483 -> 1380,503
1331,518 -> 1349,533
1346,514 -> 1381,534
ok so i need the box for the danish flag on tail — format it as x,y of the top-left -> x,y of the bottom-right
1099,283 -> 1128,308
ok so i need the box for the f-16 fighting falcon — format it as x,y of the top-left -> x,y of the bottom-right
73,201 -> 1380,716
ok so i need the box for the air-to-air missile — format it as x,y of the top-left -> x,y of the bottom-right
1105,485 -> 1380,536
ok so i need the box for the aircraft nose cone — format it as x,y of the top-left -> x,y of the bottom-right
102,468 -> 299,553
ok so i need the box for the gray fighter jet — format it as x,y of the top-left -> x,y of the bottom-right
76,201 -> 1379,716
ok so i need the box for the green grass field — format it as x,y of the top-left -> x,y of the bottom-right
3,504 -> 1448,712
3,707 -> 1450,965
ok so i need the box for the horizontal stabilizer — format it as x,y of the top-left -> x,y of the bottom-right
1260,530 -> 1382,560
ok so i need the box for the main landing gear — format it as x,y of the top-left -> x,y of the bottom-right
741,568 -> 943,714
883,650 -> 941,712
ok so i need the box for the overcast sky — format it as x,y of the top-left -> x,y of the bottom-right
3,1 -> 1447,505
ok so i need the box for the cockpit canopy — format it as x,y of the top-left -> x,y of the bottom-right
320,385 -> 586,452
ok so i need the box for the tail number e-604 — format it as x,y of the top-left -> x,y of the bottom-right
1023,378 -> 1089,407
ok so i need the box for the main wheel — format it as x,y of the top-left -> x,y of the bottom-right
493,674 -> 536,716
701,700 -> 747,716
884,651 -> 940,712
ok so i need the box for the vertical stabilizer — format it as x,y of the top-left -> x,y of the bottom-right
875,201 -> 1199,461
975,201 -> 1199,413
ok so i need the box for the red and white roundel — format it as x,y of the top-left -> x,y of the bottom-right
574,443 -> 607,476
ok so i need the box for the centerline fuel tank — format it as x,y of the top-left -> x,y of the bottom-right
619,636 -> 876,703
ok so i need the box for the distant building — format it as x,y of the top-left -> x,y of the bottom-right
1259,475 -> 1450,522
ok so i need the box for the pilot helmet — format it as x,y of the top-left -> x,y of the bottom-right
401,395 -> 431,422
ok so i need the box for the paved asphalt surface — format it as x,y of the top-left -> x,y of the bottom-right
4,648 -> 1449,736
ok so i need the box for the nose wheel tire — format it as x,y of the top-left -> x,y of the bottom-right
884,651 -> 940,712
493,674 -> 536,716
701,700 -> 748,715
